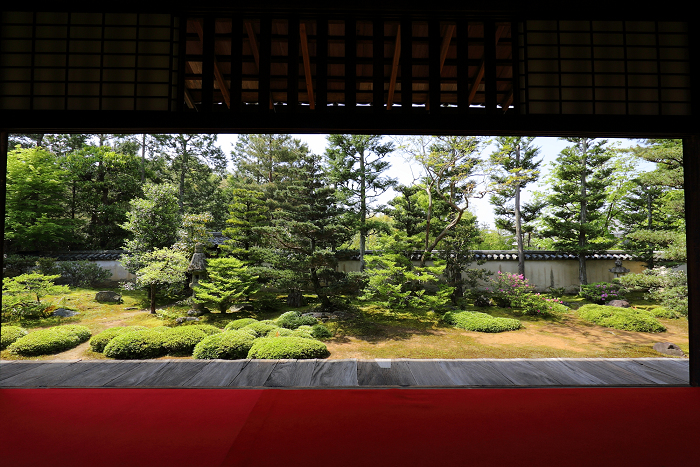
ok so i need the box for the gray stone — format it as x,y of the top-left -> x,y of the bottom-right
187,309 -> 204,316
95,291 -> 122,303
124,307 -> 138,310
606,300 -> 630,308
176,317 -> 200,324
653,342 -> 685,357
52,308 -> 79,317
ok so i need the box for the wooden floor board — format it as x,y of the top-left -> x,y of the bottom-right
103,362 -> 170,387
439,360 -> 515,386
561,360 -> 655,385
230,360 -> 277,387
485,360 -> 563,386
607,359 -> 687,385
264,360 -> 316,387
406,360 -> 454,386
633,359 -> 689,382
53,361 -> 145,387
184,361 -> 249,387
524,360 -> 605,386
0,362 -> 50,382
357,360 -> 417,386
0,362 -> 77,386
136,361 -> 210,387
309,360 -> 358,387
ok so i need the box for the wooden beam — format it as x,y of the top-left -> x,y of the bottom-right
184,88 -> 196,110
300,23 -> 315,109
401,17 -> 412,114
501,90 -> 513,112
439,24 -> 455,74
192,19 -> 230,108
684,135 -> 700,387
467,24 -> 506,105
288,17 -> 300,110
387,25 -> 401,110
373,17 -> 384,112
245,19 -> 273,110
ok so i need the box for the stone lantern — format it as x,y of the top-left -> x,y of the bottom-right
609,258 -> 630,279
187,243 -> 207,315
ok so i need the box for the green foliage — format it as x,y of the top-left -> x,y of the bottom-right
103,329 -> 167,359
56,261 -> 112,287
275,311 -> 318,329
192,330 -> 256,359
247,336 -> 330,359
1,326 -> 28,350
240,321 -> 280,337
2,255 -> 42,277
134,248 -> 189,313
579,282 -> 624,305
648,307 -> 682,319
516,294 -> 568,317
2,273 -> 69,320
5,147 -> 77,251
222,186 -> 270,262
172,212 -> 214,257
89,326 -> 148,352
486,271 -> 535,308
193,257 -> 259,313
442,311 -> 522,333
8,325 -> 91,356
617,267 -> 687,316
310,324 -> 333,339
122,183 -> 181,255
161,326 -> 208,355
577,304 -> 666,332
224,318 -> 259,330
188,324 -> 223,335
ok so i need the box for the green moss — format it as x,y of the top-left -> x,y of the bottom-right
224,318 -> 259,330
103,330 -> 166,359
162,326 -> 208,355
577,304 -> 666,332
8,325 -> 92,356
443,311 -> 522,333
89,326 -> 147,353
192,330 -> 256,360
1,326 -> 28,350
247,336 -> 330,359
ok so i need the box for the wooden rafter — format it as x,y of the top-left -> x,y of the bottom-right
299,23 -> 315,109
192,20 -> 230,108
439,24 -> 455,74
467,25 -> 507,105
184,88 -> 197,110
244,20 -> 273,109
501,89 -> 513,112
386,25 -> 401,110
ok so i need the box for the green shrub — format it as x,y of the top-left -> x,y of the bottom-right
8,325 -> 91,356
579,282 -> 624,304
443,311 -> 522,333
192,330 -> 256,360
224,318 -> 258,331
517,294 -> 568,317
577,304 -> 666,332
276,311 -> 319,329
2,255 -> 41,277
188,324 -> 222,335
89,326 -> 147,353
247,337 -> 330,359
618,267 -> 687,317
103,330 -> 166,359
266,327 -> 296,338
56,261 -> 112,287
310,324 -> 333,339
487,271 -> 535,308
240,320 -> 280,337
649,307 -> 682,319
1,326 -> 28,349
162,326 -> 208,355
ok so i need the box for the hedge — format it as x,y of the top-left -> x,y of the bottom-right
188,324 -> 222,335
240,320 -> 280,337
224,318 -> 259,331
192,330 -> 256,360
8,325 -> 91,356
247,336 -> 330,359
276,311 -> 319,329
443,311 -> 522,333
103,330 -> 167,359
162,326 -> 208,355
577,304 -> 666,332
89,326 -> 147,353
1,326 -> 28,350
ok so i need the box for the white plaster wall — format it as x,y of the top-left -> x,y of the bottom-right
94,260 -> 136,282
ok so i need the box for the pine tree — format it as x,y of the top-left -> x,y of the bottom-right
221,186 -> 270,263
542,138 -> 616,286
489,137 -> 542,275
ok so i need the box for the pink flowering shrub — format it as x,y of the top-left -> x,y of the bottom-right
579,282 -> 624,305
518,293 -> 568,317
488,271 -> 536,308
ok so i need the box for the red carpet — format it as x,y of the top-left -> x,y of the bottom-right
2,388 -> 698,467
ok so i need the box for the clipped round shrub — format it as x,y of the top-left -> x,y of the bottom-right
89,326 -> 147,353
266,327 -> 296,338
577,304 -> 666,332
162,326 -> 208,355
240,320 -> 280,337
8,325 -> 92,356
247,336 -> 330,359
443,311 -> 521,333
649,307 -> 682,319
1,326 -> 28,350
224,318 -> 259,331
189,324 -> 222,335
310,324 -> 333,339
192,330 -> 256,360
103,330 -> 166,359
276,311 -> 319,329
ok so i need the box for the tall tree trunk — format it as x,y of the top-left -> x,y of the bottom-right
514,143 -> 525,276
578,140 -> 589,288
359,150 -> 367,271
150,284 -> 156,314
141,133 -> 146,183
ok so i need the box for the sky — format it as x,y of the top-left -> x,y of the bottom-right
216,134 -> 644,228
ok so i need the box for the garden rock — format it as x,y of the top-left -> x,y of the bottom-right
653,342 -> 684,357
176,317 -> 200,324
607,300 -> 630,308
302,312 -> 333,320
52,308 -> 79,318
187,309 -> 204,316
95,291 -> 122,303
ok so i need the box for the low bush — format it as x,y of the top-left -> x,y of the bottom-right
162,326 -> 208,355
8,325 -> 91,356
276,311 -> 318,329
56,261 -> 112,287
577,304 -> 666,333
310,324 -> 333,339
517,294 -> 568,317
103,330 -> 167,359
247,336 -> 330,359
1,325 -> 28,349
579,282 -> 624,305
192,330 -> 256,359
188,324 -> 222,335
443,311 -> 522,333
224,318 -> 259,331
487,271 -> 535,308
266,327 -> 296,338
89,326 -> 147,353
618,267 -> 687,317
649,307 -> 682,319
240,320 -> 280,337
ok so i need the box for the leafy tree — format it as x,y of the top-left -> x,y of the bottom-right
325,135 -> 396,270
542,138 -> 616,286
2,273 -> 68,304
172,213 -> 214,258
221,186 -> 270,262
135,248 -> 189,314
5,147 -> 77,251
231,134 -> 307,186
193,258 -> 259,313
488,137 -> 542,274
